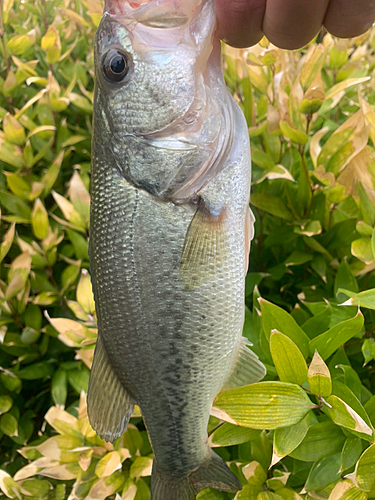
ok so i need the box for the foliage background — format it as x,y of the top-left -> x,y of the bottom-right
0,0 -> 375,499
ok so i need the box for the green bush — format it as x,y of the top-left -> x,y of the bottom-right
0,1 -> 375,499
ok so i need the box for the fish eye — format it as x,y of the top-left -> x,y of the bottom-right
102,49 -> 131,83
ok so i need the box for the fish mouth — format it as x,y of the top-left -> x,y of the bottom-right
104,0 -> 201,28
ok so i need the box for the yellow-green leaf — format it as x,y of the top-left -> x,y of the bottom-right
351,237 -> 374,264
259,298 -> 310,358
6,30 -> 36,56
210,423 -> 261,447
309,312 -> 364,360
280,121 -> 308,145
212,382 -> 314,430
272,413 -> 310,466
3,113 -> 26,145
308,351 -> 332,397
355,443 -> 375,491
95,451 -> 122,478
0,223 -> 15,264
270,331 -> 308,385
324,395 -> 373,438
31,198 -> 49,240
76,269 -> 95,314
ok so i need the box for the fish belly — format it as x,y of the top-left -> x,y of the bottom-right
89,101 -> 251,476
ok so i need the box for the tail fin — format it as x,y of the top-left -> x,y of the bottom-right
151,449 -> 241,500
190,448 -> 242,493
151,467 -> 195,500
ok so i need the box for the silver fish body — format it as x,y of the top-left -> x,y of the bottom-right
87,1 -> 265,498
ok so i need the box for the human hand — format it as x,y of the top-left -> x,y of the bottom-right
214,0 -> 375,49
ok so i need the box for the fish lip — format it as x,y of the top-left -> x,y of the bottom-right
105,0 -> 152,16
104,0 -> 192,28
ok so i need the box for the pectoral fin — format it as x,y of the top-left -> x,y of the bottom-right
179,199 -> 227,291
221,337 -> 266,391
87,336 -> 135,443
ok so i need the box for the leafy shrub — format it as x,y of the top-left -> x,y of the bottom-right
0,1 -> 375,499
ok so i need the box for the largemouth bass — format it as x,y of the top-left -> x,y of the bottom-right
87,0 -> 266,498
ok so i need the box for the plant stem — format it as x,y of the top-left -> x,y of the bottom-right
41,0 -> 49,32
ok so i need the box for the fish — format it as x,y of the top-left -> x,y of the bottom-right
87,0 -> 266,499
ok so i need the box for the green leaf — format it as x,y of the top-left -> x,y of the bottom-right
130,457 -> 152,479
0,190 -> 31,220
6,32 -> 35,56
270,331 -> 308,385
323,395 -> 373,439
251,194 -> 293,220
340,487 -> 367,500
3,113 -> 26,145
280,121 -> 308,144
290,422 -> 346,462
351,238 -> 374,265
51,370 -> 68,408
0,413 -> 18,437
325,77 -> 371,100
355,443 -> 375,491
335,260 -> 358,303
294,221 -> 322,237
245,273 -> 267,297
272,413 -> 310,466
341,438 -> 363,472
68,92 -> 93,114
249,432 -> 272,471
302,304 -> 332,340
17,362 -> 54,380
309,311 -> 364,360
0,222 -> 15,264
257,492 -> 284,500
305,453 -> 341,492
66,229 -> 89,260
331,381 -> 374,432
362,339 -> 375,365
30,198 -> 49,240
0,395 -> 13,415
339,288 -> 375,310
0,471 -> 21,499
67,367 -> 89,394
212,382 -> 314,430
357,182 -> 375,226
197,489 -> 225,500
284,251 -> 313,267
20,479 -> 50,498
300,44 -> 327,91
334,364 -> 362,400
364,395 -> 375,427
210,423 -> 261,447
259,299 -> 310,358
0,372 -> 21,392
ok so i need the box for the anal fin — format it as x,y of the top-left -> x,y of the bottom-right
87,336 -> 135,443
179,198 -> 227,291
221,337 -> 266,391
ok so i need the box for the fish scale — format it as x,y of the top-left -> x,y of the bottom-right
87,1 -> 266,498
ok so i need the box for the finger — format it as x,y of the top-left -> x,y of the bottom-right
214,0 -> 266,48
324,0 -> 375,38
263,0 -> 329,49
